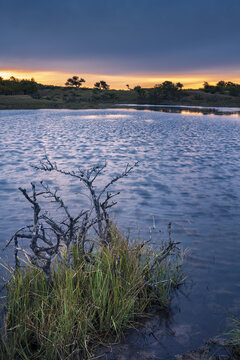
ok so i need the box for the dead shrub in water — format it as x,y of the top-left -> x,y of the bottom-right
0,158 -> 185,359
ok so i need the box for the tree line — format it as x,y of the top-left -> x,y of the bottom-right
203,80 -> 240,96
133,81 -> 184,101
0,76 -> 38,95
1,74 -> 240,100
65,76 -> 184,101
0,75 -> 183,101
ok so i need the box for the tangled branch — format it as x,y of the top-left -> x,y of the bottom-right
5,157 -> 138,280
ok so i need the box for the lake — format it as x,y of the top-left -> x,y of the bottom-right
1,107 -> 240,358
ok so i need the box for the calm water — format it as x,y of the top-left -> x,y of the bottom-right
1,108 -> 240,358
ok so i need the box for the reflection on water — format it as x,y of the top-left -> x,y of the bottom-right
120,103 -> 240,116
0,107 -> 240,358
74,114 -> 132,120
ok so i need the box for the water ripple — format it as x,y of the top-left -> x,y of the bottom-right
1,108 -> 240,356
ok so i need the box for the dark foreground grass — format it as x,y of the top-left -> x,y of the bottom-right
228,318 -> 240,358
0,226 -> 184,360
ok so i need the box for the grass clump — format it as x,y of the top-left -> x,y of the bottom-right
227,318 -> 240,358
0,225 -> 184,360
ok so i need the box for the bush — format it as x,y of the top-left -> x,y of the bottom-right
0,158 -> 185,359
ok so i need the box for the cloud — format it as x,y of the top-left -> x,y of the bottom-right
1,0 -> 240,75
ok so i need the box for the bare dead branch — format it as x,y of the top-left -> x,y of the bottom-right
4,225 -> 33,250
40,181 -> 72,220
98,162 -> 138,200
8,157 -> 139,280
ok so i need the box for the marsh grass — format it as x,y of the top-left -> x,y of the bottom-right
0,226 -> 184,359
227,318 -> 240,358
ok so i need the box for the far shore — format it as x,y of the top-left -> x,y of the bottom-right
1,86 -> 240,111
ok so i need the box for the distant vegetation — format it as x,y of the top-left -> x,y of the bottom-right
203,80 -> 240,96
65,76 -> 86,88
94,80 -> 110,90
0,75 -> 240,109
0,76 -> 38,95
145,81 -> 183,102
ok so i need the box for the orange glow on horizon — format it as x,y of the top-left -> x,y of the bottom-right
1,69 -> 240,90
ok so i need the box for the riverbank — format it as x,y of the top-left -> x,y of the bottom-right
1,86 -> 240,110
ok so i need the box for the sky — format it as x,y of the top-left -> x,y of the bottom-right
1,0 -> 240,89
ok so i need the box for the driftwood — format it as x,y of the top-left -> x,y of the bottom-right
5,156 -> 138,280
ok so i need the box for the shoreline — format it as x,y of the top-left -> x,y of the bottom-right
1,86 -> 240,111
1,103 -> 240,111
1,102 -> 240,117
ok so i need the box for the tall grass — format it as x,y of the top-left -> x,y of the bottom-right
0,226 -> 184,359
228,318 -> 240,358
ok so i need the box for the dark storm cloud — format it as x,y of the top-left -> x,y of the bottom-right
1,0 -> 240,73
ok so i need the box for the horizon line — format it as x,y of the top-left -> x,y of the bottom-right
1,69 -> 240,90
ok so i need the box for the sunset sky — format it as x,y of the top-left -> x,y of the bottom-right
1,0 -> 240,89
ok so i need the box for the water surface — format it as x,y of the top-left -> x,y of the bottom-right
0,107 -> 240,358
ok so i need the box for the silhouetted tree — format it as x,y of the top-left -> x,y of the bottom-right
147,81 -> 183,103
215,81 -> 226,93
226,82 -> 240,96
154,81 -> 180,99
65,76 -> 85,88
100,80 -> 110,90
134,85 -> 144,94
94,82 -> 101,90
133,85 -> 145,101
94,80 -> 110,90
203,81 -> 219,94
176,82 -> 183,90
216,81 -> 226,88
